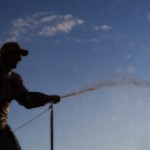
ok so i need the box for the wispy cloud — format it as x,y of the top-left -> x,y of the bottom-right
92,24 -> 111,31
39,18 -> 83,36
7,12 -> 84,41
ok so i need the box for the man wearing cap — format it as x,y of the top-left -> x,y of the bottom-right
0,42 -> 60,150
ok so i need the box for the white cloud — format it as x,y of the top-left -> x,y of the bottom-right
39,19 -> 83,36
40,15 -> 57,23
93,24 -> 111,31
13,18 -> 30,27
38,26 -> 57,36
7,12 -> 84,41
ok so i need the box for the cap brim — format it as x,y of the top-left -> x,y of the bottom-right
20,49 -> 28,56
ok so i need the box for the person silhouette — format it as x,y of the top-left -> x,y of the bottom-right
0,42 -> 60,150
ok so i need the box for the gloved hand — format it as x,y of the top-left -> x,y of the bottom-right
49,95 -> 60,104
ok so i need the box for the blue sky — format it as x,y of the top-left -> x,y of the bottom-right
1,0 -> 150,150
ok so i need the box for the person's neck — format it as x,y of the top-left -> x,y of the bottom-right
0,59 -> 12,73
0,62 -> 12,73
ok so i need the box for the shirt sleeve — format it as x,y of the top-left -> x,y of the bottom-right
11,72 -> 50,109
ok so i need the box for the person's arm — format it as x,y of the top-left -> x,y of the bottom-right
15,91 -> 60,109
11,72 -> 60,109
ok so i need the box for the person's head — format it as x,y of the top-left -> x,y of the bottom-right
0,42 -> 28,70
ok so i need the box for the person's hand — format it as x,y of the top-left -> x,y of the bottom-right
49,95 -> 60,104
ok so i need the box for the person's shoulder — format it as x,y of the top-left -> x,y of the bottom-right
10,71 -> 23,81
9,71 -> 27,90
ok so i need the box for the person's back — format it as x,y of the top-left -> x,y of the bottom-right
0,63 -> 26,128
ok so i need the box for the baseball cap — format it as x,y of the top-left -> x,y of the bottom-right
0,42 -> 28,56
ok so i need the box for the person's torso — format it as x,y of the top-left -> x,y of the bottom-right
0,64 -> 18,128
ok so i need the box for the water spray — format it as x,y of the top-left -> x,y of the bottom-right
61,78 -> 150,99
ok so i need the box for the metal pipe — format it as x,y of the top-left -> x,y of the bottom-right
50,103 -> 54,150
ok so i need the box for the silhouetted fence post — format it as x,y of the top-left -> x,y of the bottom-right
50,103 -> 54,150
